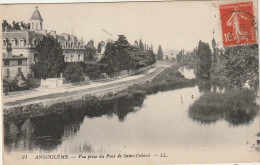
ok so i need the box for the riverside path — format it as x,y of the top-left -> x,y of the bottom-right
3,63 -> 170,109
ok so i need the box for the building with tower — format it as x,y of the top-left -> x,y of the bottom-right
2,7 -> 85,81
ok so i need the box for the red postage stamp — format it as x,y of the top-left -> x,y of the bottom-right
219,1 -> 257,46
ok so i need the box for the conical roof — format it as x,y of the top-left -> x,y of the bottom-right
30,7 -> 43,21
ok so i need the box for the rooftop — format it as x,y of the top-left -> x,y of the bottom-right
30,7 -> 43,21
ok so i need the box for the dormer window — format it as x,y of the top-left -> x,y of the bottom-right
11,38 -> 17,46
3,39 -> 7,46
20,39 -> 26,47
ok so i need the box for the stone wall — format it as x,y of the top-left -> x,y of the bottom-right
40,78 -> 64,88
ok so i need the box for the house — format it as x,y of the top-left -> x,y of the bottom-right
2,7 -> 86,79
2,44 -> 28,81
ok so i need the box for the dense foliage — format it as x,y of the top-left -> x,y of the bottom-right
100,35 -> 156,73
63,62 -> 84,82
2,20 -> 30,31
63,62 -> 108,82
196,41 -> 212,79
84,40 -> 96,61
189,88 -> 259,125
223,44 -> 259,90
157,45 -> 164,60
31,36 -> 65,79
97,41 -> 105,53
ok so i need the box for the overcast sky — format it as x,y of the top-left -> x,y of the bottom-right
1,1 -> 225,52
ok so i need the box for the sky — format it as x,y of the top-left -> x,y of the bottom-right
0,1 -> 225,52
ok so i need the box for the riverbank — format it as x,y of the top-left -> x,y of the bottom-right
189,88 -> 259,125
4,65 -> 196,120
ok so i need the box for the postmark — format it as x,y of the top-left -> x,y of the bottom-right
219,1 -> 257,46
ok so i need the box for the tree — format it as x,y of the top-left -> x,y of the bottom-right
196,41 -> 212,78
31,36 -> 65,79
157,45 -> 163,60
97,42 -> 103,53
12,71 -> 30,90
150,44 -> 153,53
176,51 -> 183,62
20,21 -> 30,30
101,35 -> 156,73
2,20 -> 30,31
63,62 -> 84,82
134,40 -> 138,47
212,38 -> 218,64
84,40 -> 96,61
100,40 -> 118,73
223,44 -> 258,90
139,39 -> 144,50
2,20 -> 12,31
12,21 -> 21,30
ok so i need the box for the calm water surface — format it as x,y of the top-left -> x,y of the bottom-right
4,67 -> 259,161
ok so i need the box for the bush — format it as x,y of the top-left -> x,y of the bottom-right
189,89 -> 259,125
63,62 -> 84,82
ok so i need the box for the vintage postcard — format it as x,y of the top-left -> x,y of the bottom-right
0,0 -> 259,165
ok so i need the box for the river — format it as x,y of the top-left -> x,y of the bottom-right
4,67 -> 259,162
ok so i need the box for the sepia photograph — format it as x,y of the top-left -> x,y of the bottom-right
0,0 -> 259,165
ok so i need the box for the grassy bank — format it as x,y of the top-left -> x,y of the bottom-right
4,65 -> 196,120
189,88 -> 259,125
127,66 -> 196,94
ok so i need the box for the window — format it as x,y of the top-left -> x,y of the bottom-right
4,60 -> 10,66
78,55 -> 81,61
11,39 -> 17,46
18,67 -> 22,74
18,59 -> 22,65
20,40 -> 24,46
32,22 -> 34,29
66,57 -> 69,62
3,39 -> 6,46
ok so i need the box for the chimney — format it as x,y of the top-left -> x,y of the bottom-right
49,30 -> 57,39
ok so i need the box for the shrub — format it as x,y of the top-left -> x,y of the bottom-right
63,62 -> 84,82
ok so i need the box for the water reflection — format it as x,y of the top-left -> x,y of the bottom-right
189,89 -> 259,126
4,66 -> 260,156
4,94 -> 146,152
179,66 -> 195,79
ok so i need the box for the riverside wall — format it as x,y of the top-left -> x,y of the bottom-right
4,64 -> 164,111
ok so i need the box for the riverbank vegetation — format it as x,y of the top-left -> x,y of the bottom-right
189,88 -> 259,125
4,65 -> 195,119
180,41 -> 259,125
127,66 -> 196,95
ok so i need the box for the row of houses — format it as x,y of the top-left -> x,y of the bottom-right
2,7 -> 87,81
